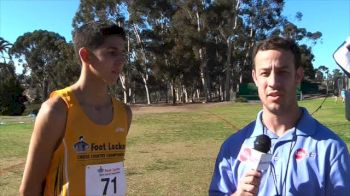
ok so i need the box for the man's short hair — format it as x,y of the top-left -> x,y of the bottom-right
252,36 -> 301,69
73,22 -> 126,63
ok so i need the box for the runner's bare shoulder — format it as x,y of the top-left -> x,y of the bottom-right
34,95 -> 68,146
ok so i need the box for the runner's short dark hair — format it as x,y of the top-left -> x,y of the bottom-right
73,22 -> 126,64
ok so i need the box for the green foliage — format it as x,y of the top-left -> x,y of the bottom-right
0,63 -> 26,115
299,44 -> 316,80
22,103 -> 41,116
68,0 -> 325,104
235,97 -> 248,102
3,1 -> 329,106
0,37 -> 12,62
238,83 -> 259,100
10,30 -> 80,101
72,0 -> 126,28
301,80 -> 320,94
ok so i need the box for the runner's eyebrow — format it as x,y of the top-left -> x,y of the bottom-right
106,46 -> 120,50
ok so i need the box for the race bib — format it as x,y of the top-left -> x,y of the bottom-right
86,162 -> 126,196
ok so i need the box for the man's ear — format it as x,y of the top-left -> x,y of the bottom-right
252,69 -> 258,87
296,66 -> 304,85
79,47 -> 90,64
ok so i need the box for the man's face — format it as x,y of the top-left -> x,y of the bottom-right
252,49 -> 304,115
89,35 -> 126,84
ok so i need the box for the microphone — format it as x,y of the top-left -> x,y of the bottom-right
238,135 -> 273,171
254,134 -> 271,153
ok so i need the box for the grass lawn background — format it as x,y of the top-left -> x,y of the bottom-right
0,98 -> 349,195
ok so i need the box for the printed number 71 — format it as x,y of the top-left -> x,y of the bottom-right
101,177 -> 117,195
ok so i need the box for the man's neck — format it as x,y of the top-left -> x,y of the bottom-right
71,73 -> 110,107
262,108 -> 302,137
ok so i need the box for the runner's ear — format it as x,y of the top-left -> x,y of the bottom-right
79,47 -> 90,64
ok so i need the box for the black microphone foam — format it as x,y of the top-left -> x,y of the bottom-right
254,134 -> 271,153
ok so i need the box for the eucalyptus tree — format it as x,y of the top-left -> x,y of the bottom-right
0,61 -> 26,115
10,30 -> 79,101
205,0 -> 244,101
299,44 -> 316,80
0,37 -> 12,63
0,37 -> 26,115
55,42 -> 81,88
72,0 -> 126,28
280,18 -> 322,44
317,65 -> 330,94
170,0 -> 212,102
277,17 -> 322,81
204,0 -> 287,101
128,0 -> 180,104
240,0 -> 285,40
327,68 -> 344,94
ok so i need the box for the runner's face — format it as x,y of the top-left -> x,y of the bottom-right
89,35 -> 126,84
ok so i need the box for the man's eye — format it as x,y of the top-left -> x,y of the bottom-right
109,51 -> 118,55
261,72 -> 269,76
279,70 -> 289,74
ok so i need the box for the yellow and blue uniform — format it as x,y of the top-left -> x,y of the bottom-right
44,87 -> 129,196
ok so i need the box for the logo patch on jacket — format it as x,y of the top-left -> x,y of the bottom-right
295,148 -> 317,160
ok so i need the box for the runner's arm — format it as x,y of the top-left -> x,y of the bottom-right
124,104 -> 132,133
19,96 -> 67,196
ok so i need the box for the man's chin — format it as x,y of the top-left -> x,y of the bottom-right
105,78 -> 118,85
264,104 -> 284,115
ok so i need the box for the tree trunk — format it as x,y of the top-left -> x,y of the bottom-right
220,80 -> 223,102
133,24 -> 151,105
175,87 -> 179,102
223,0 -> 241,101
196,10 -> 209,102
42,79 -> 49,101
199,48 -> 209,102
166,83 -> 169,104
141,74 -> 151,105
172,80 -> 176,105
131,81 -> 136,104
129,86 -> 134,104
182,85 -> 188,103
225,40 -> 232,101
119,74 -> 128,104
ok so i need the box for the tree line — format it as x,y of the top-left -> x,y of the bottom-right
0,0 -> 346,115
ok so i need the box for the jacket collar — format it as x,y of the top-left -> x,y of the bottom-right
250,107 -> 316,139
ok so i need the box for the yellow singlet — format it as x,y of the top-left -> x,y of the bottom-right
43,87 -> 129,196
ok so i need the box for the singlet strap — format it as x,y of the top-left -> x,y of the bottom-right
113,99 -> 130,130
50,87 -> 75,109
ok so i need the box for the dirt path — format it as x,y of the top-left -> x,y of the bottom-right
131,102 -> 232,114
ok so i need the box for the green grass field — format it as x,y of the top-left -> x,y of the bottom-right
0,98 -> 349,195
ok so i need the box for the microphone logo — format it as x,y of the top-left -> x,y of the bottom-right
239,148 -> 252,162
238,135 -> 273,171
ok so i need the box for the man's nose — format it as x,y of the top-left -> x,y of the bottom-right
267,72 -> 279,87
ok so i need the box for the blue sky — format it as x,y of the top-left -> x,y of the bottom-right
1,0 -> 349,72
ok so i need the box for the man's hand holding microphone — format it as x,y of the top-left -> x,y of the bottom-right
233,135 -> 272,196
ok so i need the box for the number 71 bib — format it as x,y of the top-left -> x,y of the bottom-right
85,162 -> 126,196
